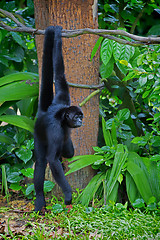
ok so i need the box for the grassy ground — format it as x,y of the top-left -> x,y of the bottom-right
0,196 -> 160,239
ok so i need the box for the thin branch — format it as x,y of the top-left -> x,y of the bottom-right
79,89 -> 101,107
130,4 -> 146,34
0,8 -> 160,46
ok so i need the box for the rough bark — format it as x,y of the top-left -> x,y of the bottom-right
34,0 -> 99,196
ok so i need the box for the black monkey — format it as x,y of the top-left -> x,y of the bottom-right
34,26 -> 83,212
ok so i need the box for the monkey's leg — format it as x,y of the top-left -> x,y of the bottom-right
34,138 -> 47,212
47,148 -> 72,205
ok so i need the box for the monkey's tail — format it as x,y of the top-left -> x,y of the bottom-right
39,26 -> 55,112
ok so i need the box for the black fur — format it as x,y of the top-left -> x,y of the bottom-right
34,26 -> 83,212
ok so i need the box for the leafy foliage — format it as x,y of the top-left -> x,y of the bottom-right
0,0 -> 37,76
66,109 -> 160,206
0,0 -> 40,200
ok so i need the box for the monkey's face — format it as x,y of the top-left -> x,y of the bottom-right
65,106 -> 83,128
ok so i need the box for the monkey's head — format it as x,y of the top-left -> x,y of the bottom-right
65,106 -> 83,128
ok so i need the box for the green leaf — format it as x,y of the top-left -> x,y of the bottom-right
142,90 -> 151,99
10,183 -> 22,191
66,155 -> 104,176
131,137 -> 143,144
26,184 -> 35,196
118,174 -> 123,184
44,180 -> 55,193
120,44 -> 135,62
20,168 -> 34,179
113,41 -> 122,60
14,132 -> 25,144
127,156 -> 153,203
11,32 -> 24,46
91,37 -> 103,61
150,155 -> 160,162
7,172 -> 23,183
0,56 -> 9,67
117,108 -> 130,121
102,117 -> 113,147
0,101 -> 17,116
122,71 -> 136,82
0,72 -> 38,87
137,54 -> 145,66
100,56 -> 114,78
52,204 -> 63,213
126,171 -> 140,203
0,80 -> 38,103
132,198 -> 145,208
77,173 -> 105,206
26,139 -> 34,150
0,133 -> 14,144
148,24 -> 160,35
107,144 -> 128,199
15,148 -> 33,163
0,115 -> 35,132
116,44 -> 135,75
139,75 -> 147,86
147,203 -> 157,211
111,120 -> 117,146
154,112 -> 160,122
100,39 -> 113,65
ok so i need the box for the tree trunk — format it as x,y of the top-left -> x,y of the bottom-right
34,0 -> 99,196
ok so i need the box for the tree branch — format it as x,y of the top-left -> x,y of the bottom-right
0,8 -> 160,46
130,3 -> 147,34
67,82 -> 104,90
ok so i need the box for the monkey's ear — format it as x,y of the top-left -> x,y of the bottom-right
64,112 -> 69,120
62,109 -> 69,120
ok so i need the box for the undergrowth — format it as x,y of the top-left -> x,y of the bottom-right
0,197 -> 160,239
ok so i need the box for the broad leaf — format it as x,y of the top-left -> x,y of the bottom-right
7,172 -> 23,183
100,39 -> 113,65
66,155 -> 104,176
10,183 -> 22,191
44,180 -> 55,193
20,168 -> 34,179
0,133 -> 14,144
77,173 -> 105,206
102,117 -> 113,147
100,56 -> 114,78
0,72 -> 38,87
91,37 -> 103,61
127,153 -> 153,203
0,101 -> 17,116
15,148 -> 33,163
117,108 -> 130,121
11,32 -> 25,46
0,81 -> 38,103
0,115 -> 35,132
126,171 -> 140,203
107,144 -> 128,199
26,184 -> 35,195
113,41 -> 122,60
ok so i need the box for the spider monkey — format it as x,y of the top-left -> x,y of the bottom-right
34,26 -> 83,212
